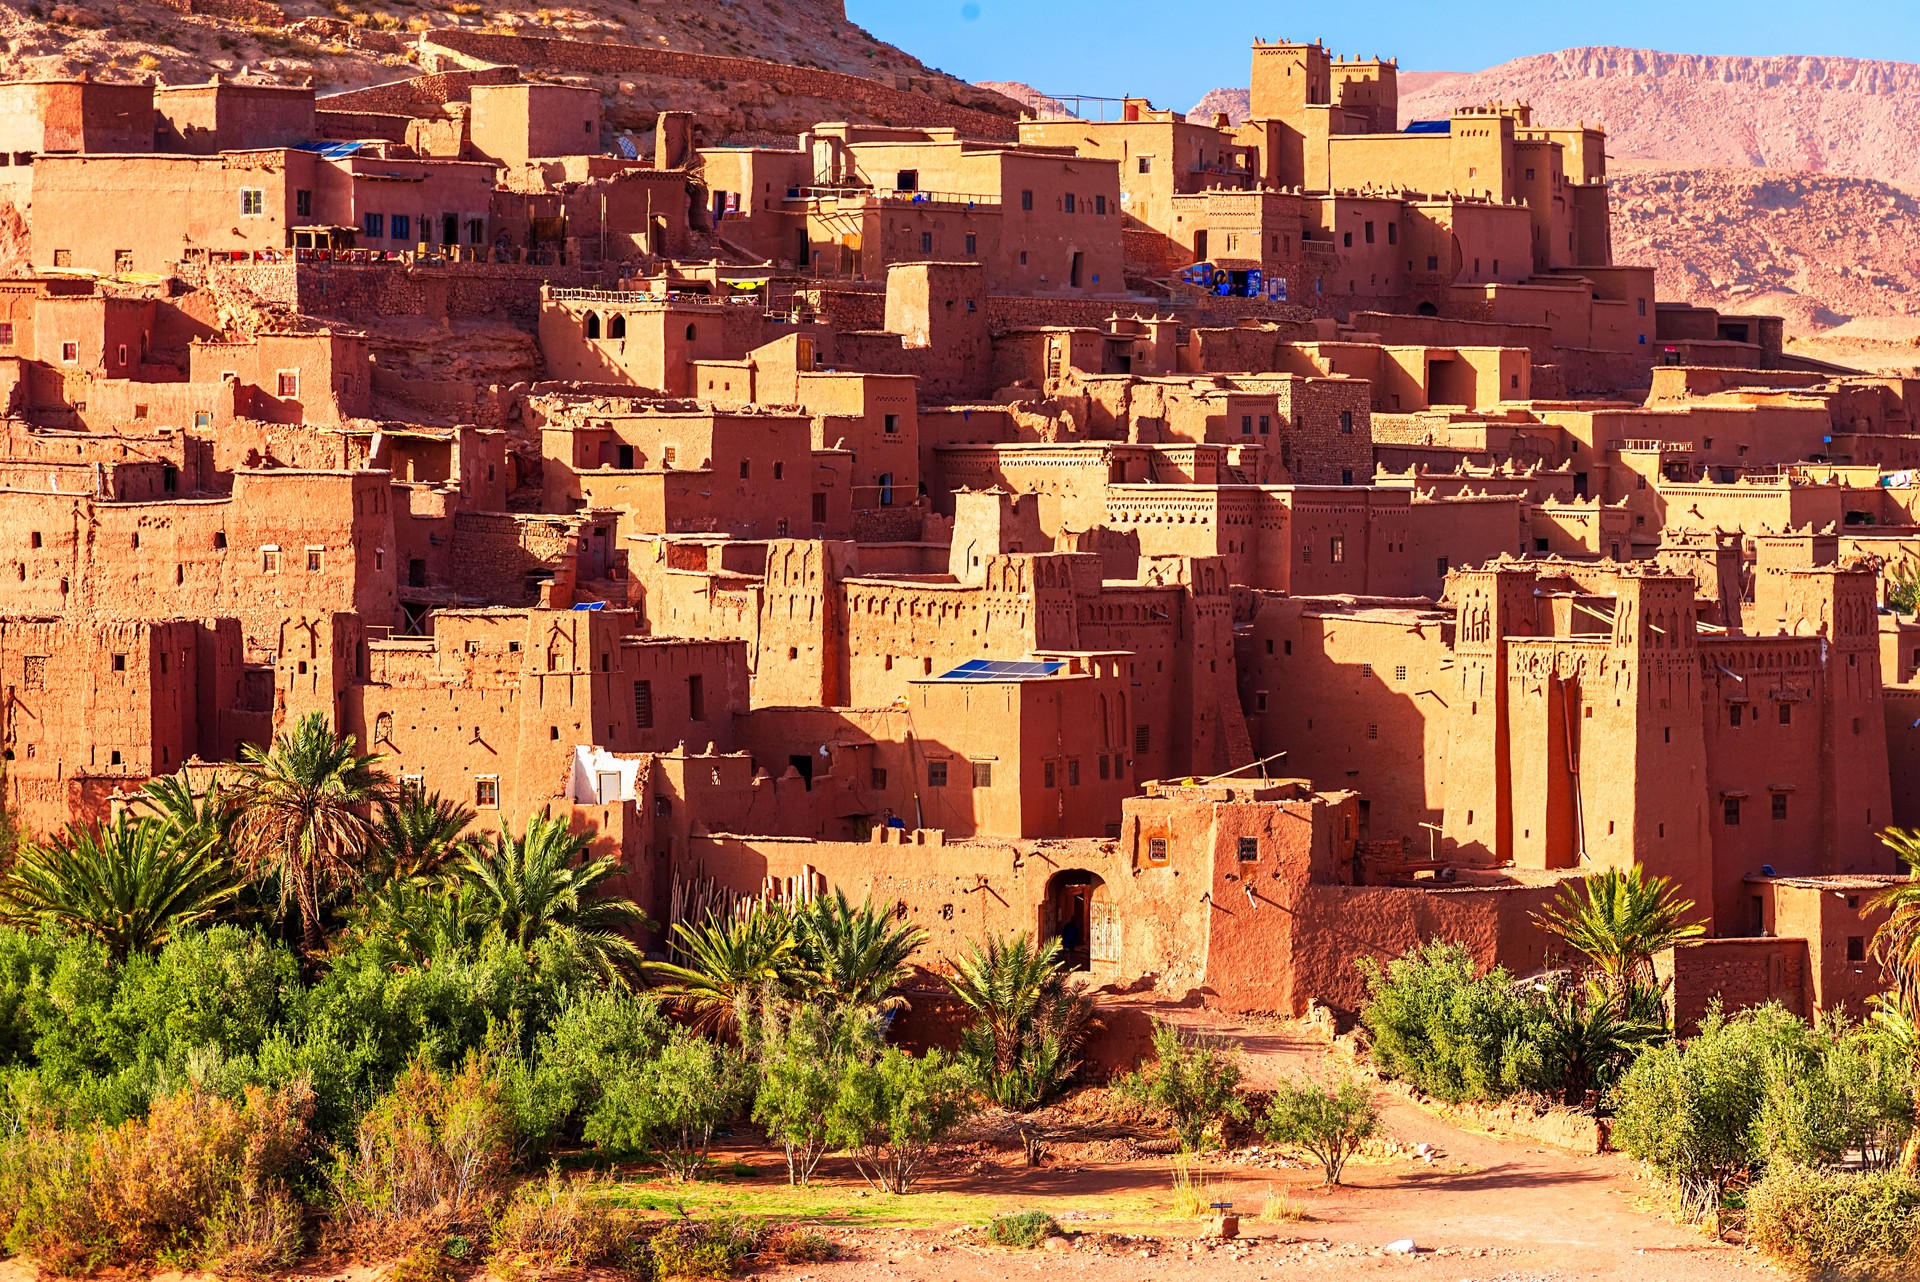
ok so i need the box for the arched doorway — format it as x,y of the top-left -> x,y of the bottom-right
1042,869 -> 1109,971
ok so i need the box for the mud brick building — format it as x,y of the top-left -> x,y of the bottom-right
0,28 -> 1903,1026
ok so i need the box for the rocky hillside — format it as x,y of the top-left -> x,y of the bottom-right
1190,47 -> 1920,332
1397,48 -> 1920,185
0,0 -> 997,101
1608,168 -> 1920,332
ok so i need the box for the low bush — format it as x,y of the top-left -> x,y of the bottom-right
648,1218 -> 761,1279
1746,1163 -> 1920,1279
1115,1020 -> 1248,1152
984,1209 -> 1060,1248
1357,940 -> 1548,1103
0,1081 -> 312,1273
759,1223 -> 837,1263
1258,1074 -> 1378,1186
1610,1004 -> 1816,1214
488,1168 -> 639,1273
327,1055 -> 515,1253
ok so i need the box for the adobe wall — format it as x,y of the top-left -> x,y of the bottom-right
1657,938 -> 1809,1034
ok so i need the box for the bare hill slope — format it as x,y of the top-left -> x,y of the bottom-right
0,0 -> 999,104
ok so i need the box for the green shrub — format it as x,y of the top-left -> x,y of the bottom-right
1747,1163 -> 1920,1278
1357,940 -> 1548,1103
582,1026 -> 752,1179
1754,1014 -> 1915,1171
824,1047 -> 974,1193
1258,1074 -> 1378,1186
985,1209 -> 1060,1248
752,1000 -> 875,1186
1115,1020 -> 1248,1151
1610,1003 -> 1812,1214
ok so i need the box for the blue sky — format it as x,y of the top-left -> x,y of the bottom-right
846,1 -> 1920,112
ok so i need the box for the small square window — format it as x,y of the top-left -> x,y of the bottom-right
1723,797 -> 1741,826
1772,793 -> 1788,822
1340,410 -> 1354,434
928,760 -> 948,787
871,767 -> 888,790
239,188 -> 263,216
1044,761 -> 1056,789
1020,189 -> 1034,211
1779,703 -> 1792,725
277,371 -> 299,397
60,342 -> 78,363
1147,837 -> 1169,865
1729,704 -> 1743,727
1068,759 -> 1080,786
1236,836 -> 1259,862
972,760 -> 993,788
111,653 -> 126,672
1848,935 -> 1867,962
262,547 -> 281,574
476,777 -> 499,808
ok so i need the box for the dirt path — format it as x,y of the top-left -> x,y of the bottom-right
783,1010 -> 1768,1282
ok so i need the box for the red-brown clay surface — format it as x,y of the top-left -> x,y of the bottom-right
759,1015 -> 1761,1282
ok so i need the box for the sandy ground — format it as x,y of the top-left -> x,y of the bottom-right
779,1012 -> 1767,1282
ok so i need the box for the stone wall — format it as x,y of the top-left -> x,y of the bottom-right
318,66 -> 521,117
156,0 -> 284,23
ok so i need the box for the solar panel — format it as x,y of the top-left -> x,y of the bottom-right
615,135 -> 640,160
293,141 -> 366,160
1403,120 -> 1451,135
935,658 -> 1065,680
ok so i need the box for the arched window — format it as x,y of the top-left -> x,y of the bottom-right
584,312 -> 602,339
609,314 -> 626,339
374,712 -> 393,743
685,323 -> 698,341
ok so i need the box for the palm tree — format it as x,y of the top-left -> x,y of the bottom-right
372,788 -> 479,883
343,875 -> 487,967
135,771 -> 235,853
946,932 -> 1094,1109
792,890 -> 927,1013
1866,830 -> 1920,1172
647,904 -> 802,1032
458,811 -> 649,982
1868,830 -> 1920,1007
1533,866 -> 1705,1009
227,712 -> 391,959
0,814 -> 241,959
